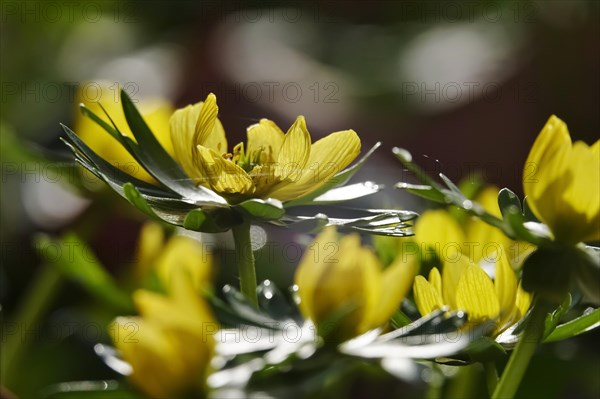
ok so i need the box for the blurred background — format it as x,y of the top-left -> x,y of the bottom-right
1,1 -> 599,397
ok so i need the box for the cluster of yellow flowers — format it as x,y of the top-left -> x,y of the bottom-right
75,88 -> 598,397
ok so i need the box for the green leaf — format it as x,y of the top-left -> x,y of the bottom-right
183,208 -> 241,233
498,188 -> 522,216
544,308 -> 600,342
118,90 -> 227,207
257,280 -> 297,322
503,206 -> 544,244
310,181 -> 381,204
236,198 -> 285,220
522,196 -> 539,222
123,182 -> 161,219
283,142 -> 381,207
394,182 -> 446,203
439,173 -> 462,195
390,309 -> 413,329
222,285 -> 281,328
574,246 -> 600,305
34,234 -> 133,312
280,214 -> 329,233
464,336 -> 507,361
41,380 -> 141,398
543,294 -> 572,339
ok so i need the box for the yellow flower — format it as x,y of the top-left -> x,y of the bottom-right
135,222 -> 212,292
110,268 -> 217,398
169,93 -> 361,203
413,254 -> 532,334
523,115 -> 600,244
74,83 -> 174,183
415,187 -> 528,266
295,227 -> 417,342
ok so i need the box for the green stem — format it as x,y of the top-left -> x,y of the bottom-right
231,221 -> 258,307
483,361 -> 498,396
446,364 -> 478,399
425,363 -> 444,399
492,298 -> 552,399
1,264 -> 63,386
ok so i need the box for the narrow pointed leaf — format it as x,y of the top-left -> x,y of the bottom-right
394,182 -> 446,202
119,90 -> 228,207
544,308 -> 600,342
310,181 -> 380,204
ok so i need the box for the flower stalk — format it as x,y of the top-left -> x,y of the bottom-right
232,221 -> 258,307
492,298 -> 553,399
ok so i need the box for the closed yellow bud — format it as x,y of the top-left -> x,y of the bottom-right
110,268 -> 217,398
295,227 -> 417,343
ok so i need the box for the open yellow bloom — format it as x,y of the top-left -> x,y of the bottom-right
110,269 -> 217,398
295,227 -> 417,342
523,115 -> 600,244
135,222 -> 212,292
414,254 -> 532,334
169,93 -> 361,203
74,84 -> 174,183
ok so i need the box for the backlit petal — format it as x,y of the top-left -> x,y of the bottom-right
268,129 -> 361,201
428,267 -> 442,297
494,252 -> 517,326
170,94 -> 227,182
414,276 -> 445,316
368,251 -> 417,327
456,265 -> 500,323
415,210 -> 465,262
515,282 -> 533,320
275,116 -> 311,182
246,119 -> 285,163
523,115 -> 571,235
441,255 -> 470,309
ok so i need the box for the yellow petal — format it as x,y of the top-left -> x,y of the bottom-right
268,129 -> 361,201
441,255 -> 470,309
195,146 -> 254,196
170,94 -> 227,182
428,267 -> 442,297
523,115 -> 571,234
274,116 -> 311,183
456,265 -> 500,323
135,222 -> 165,279
413,276 -> 445,316
294,227 -> 338,322
110,315 -> 212,398
155,235 -> 212,293
494,252 -> 517,326
515,282 -> 533,320
110,316 -> 179,398
366,250 -> 417,328
246,119 -> 285,162
415,210 -> 465,262
193,93 -> 227,153
464,186 -> 513,263
560,140 -> 600,242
